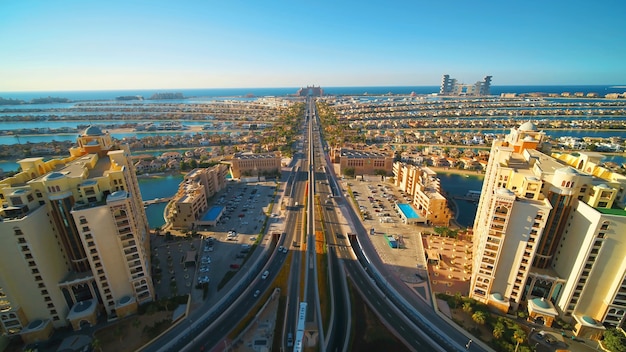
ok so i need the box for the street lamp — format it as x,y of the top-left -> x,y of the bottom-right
465,339 -> 472,349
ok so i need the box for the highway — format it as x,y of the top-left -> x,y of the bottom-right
144,97 -> 486,352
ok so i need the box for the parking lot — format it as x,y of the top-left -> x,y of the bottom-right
153,180 -> 283,306
342,177 -> 427,281
338,172 -> 470,302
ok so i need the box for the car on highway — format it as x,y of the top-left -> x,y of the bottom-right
282,246 -> 288,254
253,289 -> 260,298
287,333 -> 293,347
230,264 -> 240,269
261,270 -> 269,279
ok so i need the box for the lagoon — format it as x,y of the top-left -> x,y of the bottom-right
138,173 -> 184,229
437,173 -> 484,228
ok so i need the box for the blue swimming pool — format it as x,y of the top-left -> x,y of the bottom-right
397,203 -> 419,219
202,206 -> 224,221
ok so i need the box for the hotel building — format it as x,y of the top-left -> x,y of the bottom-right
331,148 -> 394,176
0,126 -> 154,343
393,163 -> 452,226
168,164 -> 229,230
470,122 -> 626,339
229,152 -> 281,179
440,74 -> 492,96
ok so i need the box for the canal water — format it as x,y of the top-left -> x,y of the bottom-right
437,173 -> 485,229
135,170 -> 484,230
137,173 -> 184,229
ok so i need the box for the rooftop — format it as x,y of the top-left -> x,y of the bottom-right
340,149 -> 390,159
233,152 -> 278,160
596,207 -> 626,217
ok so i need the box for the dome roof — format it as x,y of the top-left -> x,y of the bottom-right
582,315 -> 597,325
519,121 -> 537,131
531,297 -> 550,309
496,188 -> 515,196
523,135 -> 536,141
45,172 -> 65,181
492,293 -> 504,301
596,183 -> 610,189
556,166 -> 578,175
83,125 -> 103,136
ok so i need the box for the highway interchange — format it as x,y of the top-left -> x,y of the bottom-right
143,98 -> 486,352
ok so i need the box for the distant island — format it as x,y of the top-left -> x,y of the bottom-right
148,92 -> 184,100
116,95 -> 144,101
0,96 -> 71,106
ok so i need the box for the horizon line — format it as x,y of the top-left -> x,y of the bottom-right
2,83 -> 626,94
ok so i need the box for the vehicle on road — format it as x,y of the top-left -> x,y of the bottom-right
253,290 -> 260,298
282,246 -> 288,253
230,264 -> 240,269
261,270 -> 269,279
287,333 -> 293,347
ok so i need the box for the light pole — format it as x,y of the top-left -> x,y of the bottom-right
465,339 -> 472,349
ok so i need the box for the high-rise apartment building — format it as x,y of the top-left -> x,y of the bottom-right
470,122 -> 626,339
0,126 -> 154,343
439,74 -> 492,96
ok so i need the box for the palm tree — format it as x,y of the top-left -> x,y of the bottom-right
472,310 -> 487,325
492,322 -> 505,339
462,301 -> 473,314
512,328 -> 526,352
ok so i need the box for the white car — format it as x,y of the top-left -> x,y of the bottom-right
278,246 -> 284,252
282,247 -> 288,254
261,270 -> 269,279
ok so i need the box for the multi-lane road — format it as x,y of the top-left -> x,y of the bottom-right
144,97 -> 486,352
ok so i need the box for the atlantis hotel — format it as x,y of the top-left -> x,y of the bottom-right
471,122 -> 626,339
0,126 -> 153,344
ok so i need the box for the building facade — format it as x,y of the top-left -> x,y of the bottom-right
470,122 -> 626,338
229,152 -> 281,179
333,148 -> 394,176
440,74 -> 492,96
0,126 -> 154,343
168,164 -> 229,230
393,163 -> 452,226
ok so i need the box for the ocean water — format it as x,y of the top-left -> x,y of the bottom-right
1,85 -> 624,102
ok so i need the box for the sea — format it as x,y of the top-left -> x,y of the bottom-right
1,85 -> 625,101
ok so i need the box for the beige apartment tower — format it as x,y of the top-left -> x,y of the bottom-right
0,126 -> 154,343
471,122 -> 626,339
393,162 -> 452,226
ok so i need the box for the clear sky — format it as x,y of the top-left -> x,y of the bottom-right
1,0 -> 625,91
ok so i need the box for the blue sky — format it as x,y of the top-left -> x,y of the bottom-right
1,0 -> 625,91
